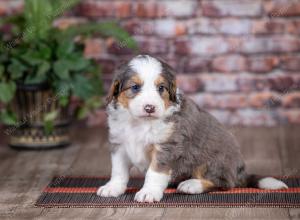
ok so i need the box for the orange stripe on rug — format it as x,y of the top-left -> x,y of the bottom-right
44,187 -> 300,194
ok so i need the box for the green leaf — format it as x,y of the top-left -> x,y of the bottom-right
59,95 -> 69,107
76,106 -> 89,120
24,62 -> 49,84
21,43 -> 51,66
68,55 -> 90,71
51,0 -> 81,20
36,61 -> 50,76
24,0 -> 53,41
53,60 -> 70,79
38,42 -> 52,59
72,75 -> 94,100
0,81 -> 16,103
0,109 -> 17,125
44,110 -> 58,121
44,120 -> 54,135
86,97 -> 102,109
43,110 -> 59,135
53,80 -> 72,96
56,41 -> 75,58
0,65 -> 4,79
7,59 -> 26,80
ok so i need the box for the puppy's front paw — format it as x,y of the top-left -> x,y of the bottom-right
96,182 -> 126,197
134,188 -> 163,203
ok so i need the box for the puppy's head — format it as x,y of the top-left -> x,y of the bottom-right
107,55 -> 178,119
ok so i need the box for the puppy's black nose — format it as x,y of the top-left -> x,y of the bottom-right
144,104 -> 155,114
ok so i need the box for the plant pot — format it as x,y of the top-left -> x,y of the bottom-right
6,83 -> 71,149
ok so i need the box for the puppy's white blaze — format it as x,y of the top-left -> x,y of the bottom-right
134,168 -> 171,202
129,55 -> 162,80
258,177 -> 288,190
177,179 -> 204,194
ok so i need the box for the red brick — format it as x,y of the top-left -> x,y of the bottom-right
136,37 -> 169,55
134,2 -> 159,18
84,38 -> 104,59
160,0 -> 197,18
268,75 -> 295,92
199,74 -> 238,92
78,1 -> 115,18
106,38 -> 135,55
175,39 -> 190,55
190,37 -> 232,55
247,56 -> 279,73
249,92 -> 281,108
251,20 -> 285,34
152,19 -> 187,37
240,36 -> 300,54
176,74 -> 204,94
175,23 -> 187,36
253,77 -> 270,91
0,0 -> 23,16
189,18 -> 252,35
96,58 -> 116,75
201,0 -> 262,17
122,20 -> 154,35
233,74 -> 271,92
53,17 -> 87,30
191,93 -> 248,110
282,92 -> 300,108
102,74 -> 114,93
281,55 -> 300,71
212,55 -> 247,73
264,0 -> 300,17
182,57 -> 211,73
286,20 -> 300,34
159,58 -> 179,71
115,2 -> 131,18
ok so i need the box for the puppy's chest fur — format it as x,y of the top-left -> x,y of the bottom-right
108,110 -> 174,172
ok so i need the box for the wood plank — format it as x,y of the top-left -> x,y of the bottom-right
162,208 -> 290,220
0,124 -> 296,220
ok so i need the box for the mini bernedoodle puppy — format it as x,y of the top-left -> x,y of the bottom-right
97,55 -> 288,203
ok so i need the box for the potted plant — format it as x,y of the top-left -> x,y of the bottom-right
0,0 -> 137,149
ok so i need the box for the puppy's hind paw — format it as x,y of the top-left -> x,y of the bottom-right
177,179 -> 204,194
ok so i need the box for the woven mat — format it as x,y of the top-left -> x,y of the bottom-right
35,176 -> 300,208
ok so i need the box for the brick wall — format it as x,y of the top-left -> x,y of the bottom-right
1,0 -> 300,126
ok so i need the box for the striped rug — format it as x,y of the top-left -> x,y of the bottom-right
35,176 -> 300,208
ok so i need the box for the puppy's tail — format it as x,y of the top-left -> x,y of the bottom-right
242,174 -> 288,189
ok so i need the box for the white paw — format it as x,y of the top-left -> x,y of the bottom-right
134,187 -> 163,202
177,179 -> 204,194
258,177 -> 288,190
96,182 -> 126,197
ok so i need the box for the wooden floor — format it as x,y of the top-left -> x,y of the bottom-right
0,123 -> 300,220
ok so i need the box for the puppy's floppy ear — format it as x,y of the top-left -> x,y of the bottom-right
159,60 -> 178,103
106,79 -> 121,105
169,79 -> 178,103
105,62 -> 130,106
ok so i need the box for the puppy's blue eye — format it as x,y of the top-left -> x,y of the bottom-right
158,85 -> 165,93
131,84 -> 141,93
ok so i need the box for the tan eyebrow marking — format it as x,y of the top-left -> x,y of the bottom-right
117,74 -> 144,108
155,75 -> 173,109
